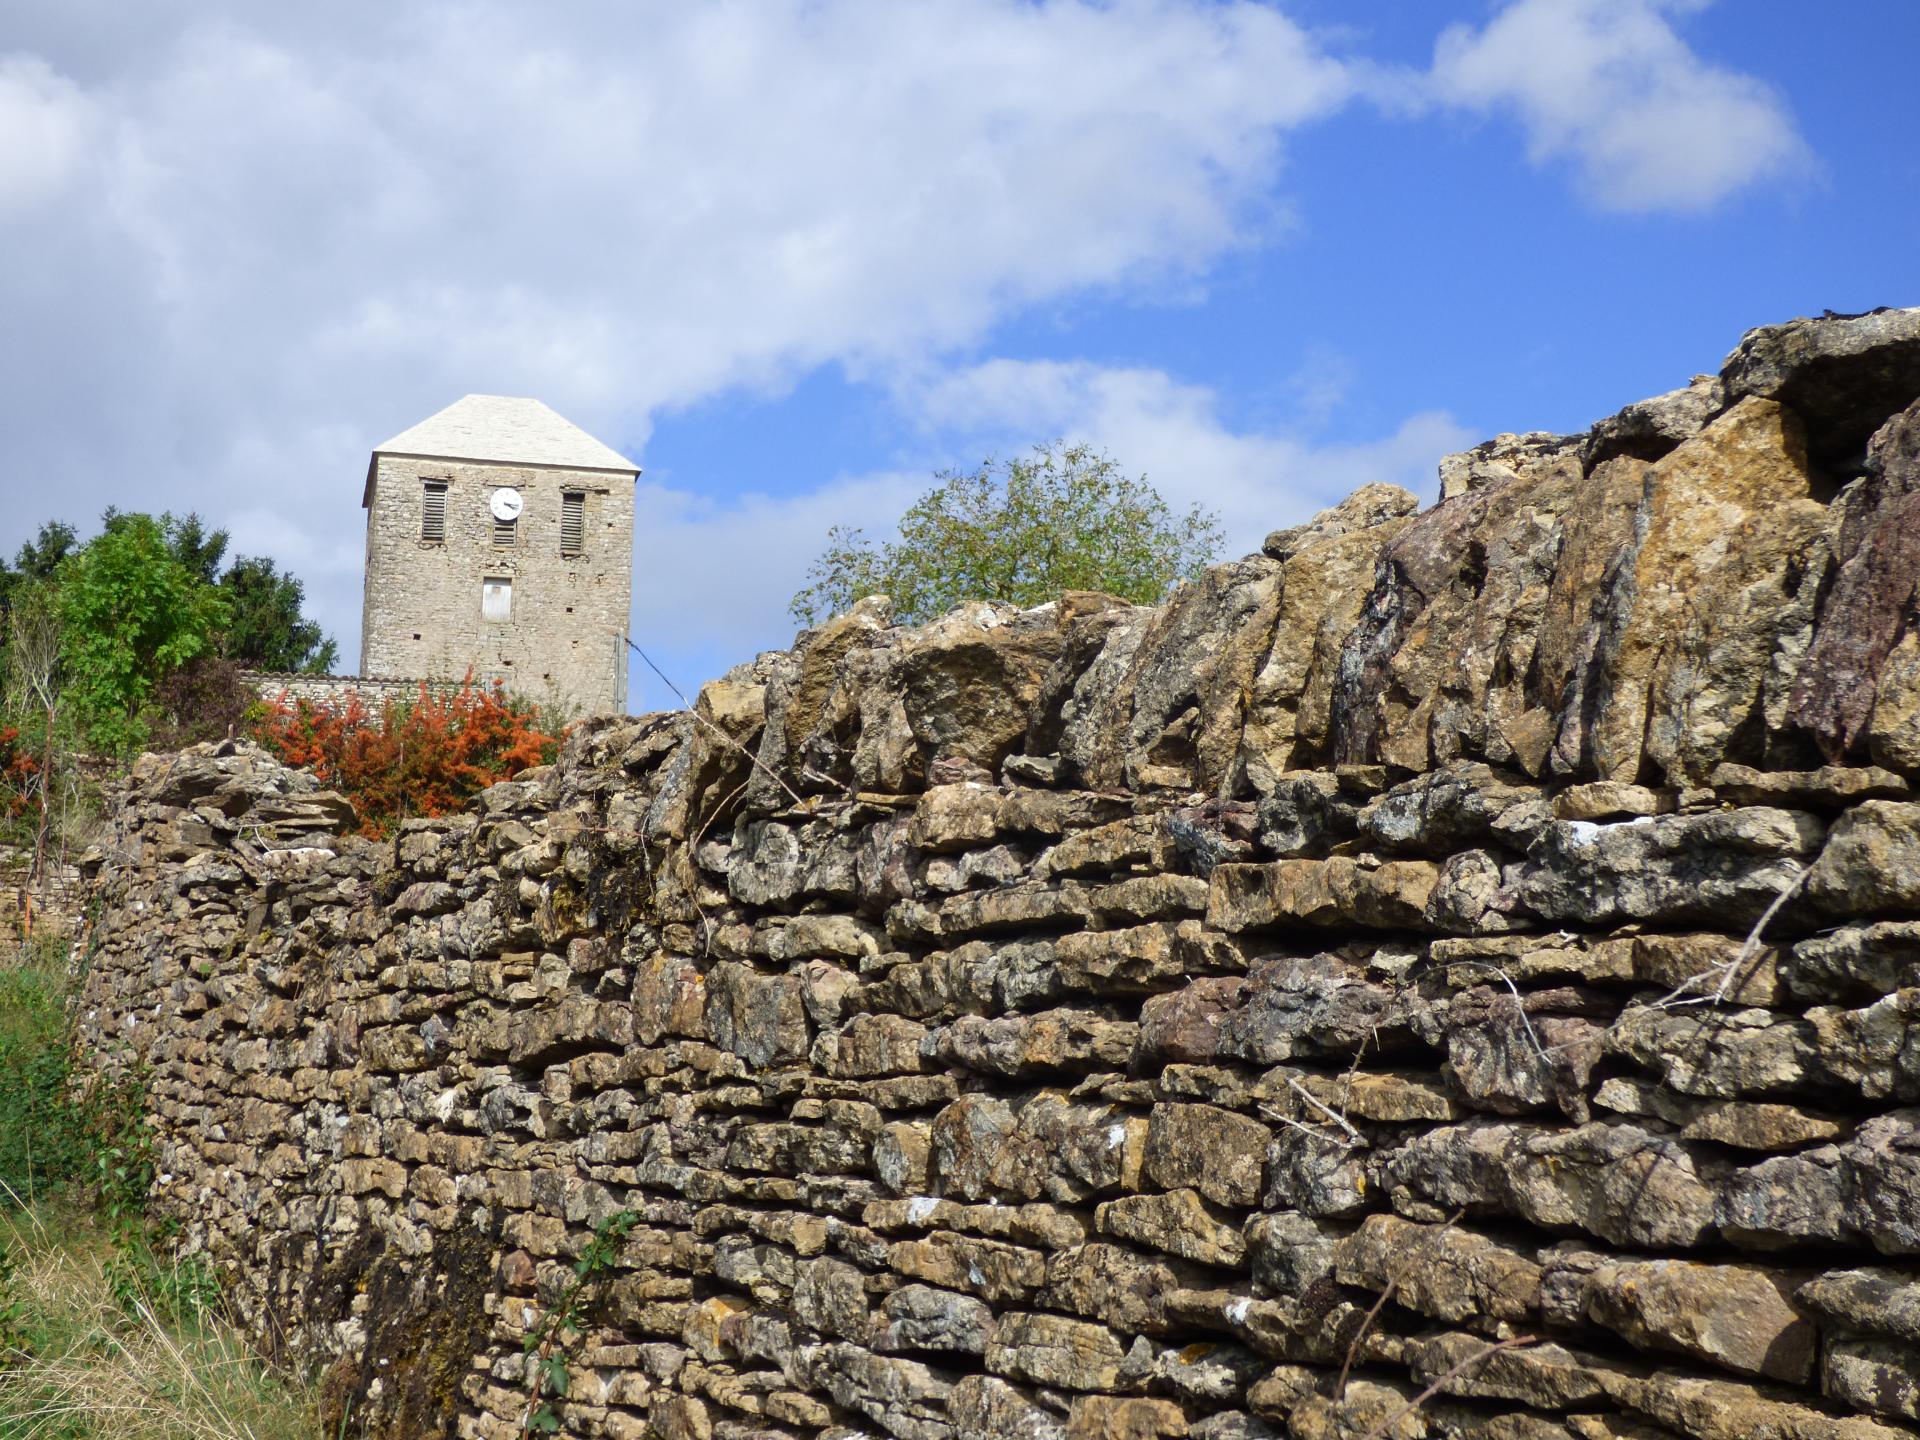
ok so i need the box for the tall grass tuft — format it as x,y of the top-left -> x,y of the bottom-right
0,939 -> 323,1438
0,1202 -> 320,1439
0,935 -> 90,1207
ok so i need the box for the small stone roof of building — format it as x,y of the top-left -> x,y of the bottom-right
364,395 -> 637,504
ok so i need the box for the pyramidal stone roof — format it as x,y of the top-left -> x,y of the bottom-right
366,395 -> 637,500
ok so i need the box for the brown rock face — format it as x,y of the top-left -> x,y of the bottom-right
1578,1259 -> 1817,1383
1722,305 -> 1920,461
70,307 -> 1920,1440
1788,398 -> 1920,760
1574,397 -> 1828,784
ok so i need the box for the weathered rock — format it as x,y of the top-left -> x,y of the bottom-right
950,1375 -> 1067,1440
1444,986 -> 1603,1117
1552,781 -> 1676,821
1721,306 -> 1920,462
1210,952 -> 1420,1066
1043,1243 -> 1195,1340
876,1284 -> 996,1355
1066,1395 -> 1189,1440
1718,1147 -> 1849,1248
1512,808 -> 1823,928
1605,1006 -> 1811,1100
705,962 -> 811,1067
899,602 -> 1068,774
1381,1122 -> 1722,1249
1243,494 -> 1419,782
928,1091 -> 1142,1204
1797,1267 -> 1920,1347
888,1231 -> 1047,1306
1333,1215 -> 1542,1324
1264,484 -> 1421,562
1056,557 -> 1281,793
1711,763 -> 1911,809
1250,775 -> 1355,857
1615,1371 -> 1917,1440
1788,922 -> 1920,1002
986,1312 -> 1131,1392
1563,398 -> 1829,784
1593,1080 -> 1849,1151
1807,801 -> 1920,916
1825,1338 -> 1920,1423
1578,1258 -> 1816,1382
1096,1188 -> 1247,1269
1245,1212 -> 1343,1298
1439,430 -> 1583,502
1586,375 -> 1725,467
1845,1111 -> 1920,1255
1208,858 -> 1441,933
928,1010 -> 1137,1078
1404,1333 -> 1621,1408
1144,1104 -> 1270,1209
1332,432 -> 1590,775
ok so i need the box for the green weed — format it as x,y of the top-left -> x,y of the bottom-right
519,1209 -> 640,1435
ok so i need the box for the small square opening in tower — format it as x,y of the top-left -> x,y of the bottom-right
481,576 -> 512,621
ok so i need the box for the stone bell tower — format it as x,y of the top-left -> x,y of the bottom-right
359,395 -> 638,715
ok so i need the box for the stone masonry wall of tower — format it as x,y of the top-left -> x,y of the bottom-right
360,454 -> 635,715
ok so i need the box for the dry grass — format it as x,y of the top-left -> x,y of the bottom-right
0,1203 -> 321,1440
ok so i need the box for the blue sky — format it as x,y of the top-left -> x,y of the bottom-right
1,1 -> 1915,709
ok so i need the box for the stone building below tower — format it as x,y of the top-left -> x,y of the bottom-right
358,395 -> 638,716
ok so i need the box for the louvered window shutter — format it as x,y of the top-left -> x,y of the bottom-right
561,492 -> 585,555
494,515 -> 517,547
422,481 -> 447,542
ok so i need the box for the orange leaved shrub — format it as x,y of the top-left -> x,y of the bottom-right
0,725 -> 41,819
250,678 -> 561,838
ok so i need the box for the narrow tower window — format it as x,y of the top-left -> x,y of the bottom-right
560,491 -> 585,555
494,514 -> 517,547
421,481 -> 447,542
482,576 -> 512,621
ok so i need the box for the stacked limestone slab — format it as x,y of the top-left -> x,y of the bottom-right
78,308 -> 1920,1440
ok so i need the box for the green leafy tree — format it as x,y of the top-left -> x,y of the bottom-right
56,513 -> 232,754
100,507 -> 229,582
0,521 -> 78,619
218,554 -> 339,672
790,442 -> 1223,628
77,510 -> 336,672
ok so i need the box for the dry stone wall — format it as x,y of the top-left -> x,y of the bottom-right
241,671 -> 463,711
77,308 -> 1920,1440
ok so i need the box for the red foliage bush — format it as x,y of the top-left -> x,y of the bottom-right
0,726 -> 40,818
250,678 -> 561,837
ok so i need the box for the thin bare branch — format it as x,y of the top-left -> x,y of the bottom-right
1354,1335 -> 1540,1440
1285,1075 -> 1366,1146
620,633 -> 807,809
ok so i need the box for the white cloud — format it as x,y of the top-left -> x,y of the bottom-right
0,2 -> 1358,672
0,55 -> 95,216
1427,0 -> 1807,212
910,358 -> 1473,555
0,1 -> 1810,702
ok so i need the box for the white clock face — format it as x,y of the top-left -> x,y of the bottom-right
489,487 -> 524,521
